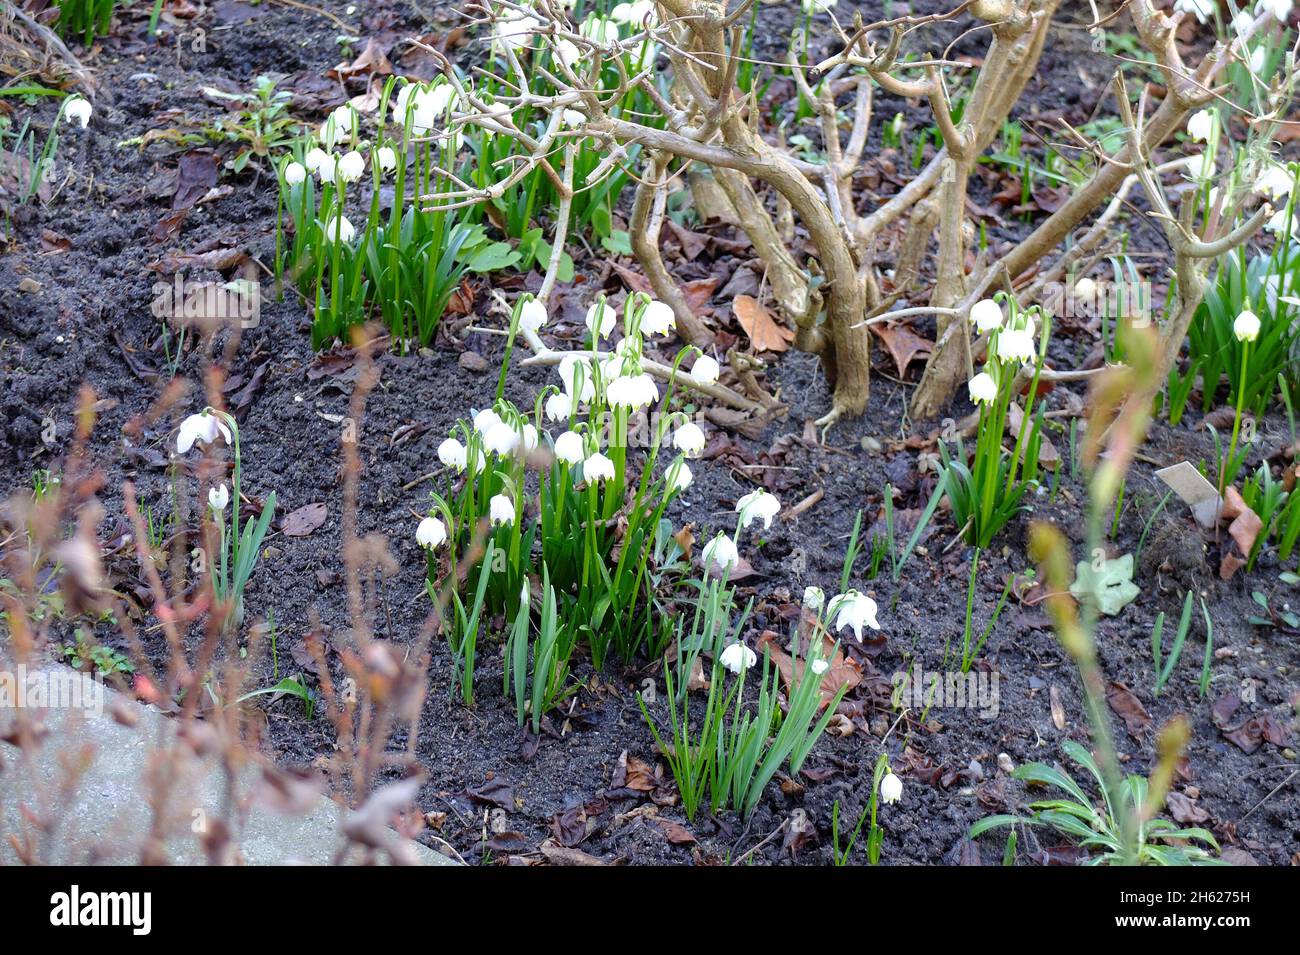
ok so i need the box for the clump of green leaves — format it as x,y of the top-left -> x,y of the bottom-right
971,739 -> 1221,866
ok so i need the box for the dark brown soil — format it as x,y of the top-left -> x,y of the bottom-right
1,1 -> 1297,866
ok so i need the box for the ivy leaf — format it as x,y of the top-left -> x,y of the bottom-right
1070,553 -> 1139,616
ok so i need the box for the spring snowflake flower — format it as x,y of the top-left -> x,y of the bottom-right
545,392 -> 572,422
562,109 -> 586,129
1249,46 -> 1267,74
61,95 -> 92,128
1073,276 -> 1098,305
558,355 -> 595,402
639,300 -> 676,336
673,421 -> 706,457
438,437 -> 469,471
810,659 -> 829,675
176,411 -> 232,453
554,39 -> 581,70
518,298 -> 548,333
669,462 -> 693,492
608,373 -> 659,409
970,298 -> 1003,333
494,12 -> 540,52
692,354 -> 720,384
522,423 -> 540,452
720,642 -> 757,674
802,0 -> 836,12
585,300 -> 617,339
375,146 -> 397,173
968,372 -> 998,404
489,494 -> 516,527
553,430 -> 585,465
702,533 -> 740,574
735,488 -> 781,530
313,152 -> 338,181
1186,109 -> 1215,143
1257,0 -> 1293,22
416,515 -> 447,549
581,15 -> 621,44
1234,9 -> 1256,35
582,451 -> 616,483
324,214 -> 355,244
482,419 -> 521,456
1173,0 -> 1215,23
304,148 -> 328,173
880,772 -> 903,804
611,0 -> 656,24
1234,309 -> 1261,342
337,150 -> 366,183
474,408 -> 504,434
1255,163 -> 1295,201
208,484 -> 230,512
283,161 -> 306,185
1265,205 -> 1298,238
320,105 -> 356,150
829,590 -> 881,641
995,327 -> 1036,364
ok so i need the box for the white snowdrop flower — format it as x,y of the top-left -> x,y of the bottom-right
208,484 -> 230,512
558,355 -> 595,402
582,451 -> 616,483
518,298 -> 548,333
1186,109 -> 1214,143
283,160 -> 307,185
473,408 -> 505,434
482,420 -> 521,456
176,411 -> 232,454
995,327 -> 1036,364
554,430 -> 585,465
1234,309 -> 1261,343
314,152 -> 338,182
719,642 -> 757,674
692,355 -> 720,385
607,373 -> 659,410
669,461 -> 693,492
673,421 -> 706,457
438,437 -> 468,471
735,488 -> 781,530
545,392 -> 572,422
1250,46 -> 1267,74
62,95 -> 92,128
323,214 -> 355,244
562,109 -> 586,129
1073,276 -> 1098,304
1257,0 -> 1293,23
521,423 -> 539,452
1173,0 -> 1215,23
968,371 -> 998,404
702,533 -> 740,574
829,590 -> 881,641
802,0 -> 836,12
970,298 -> 1003,333
416,515 -> 447,549
639,299 -> 676,336
337,150 -> 366,182
489,494 -> 516,526
585,300 -> 617,339
375,146 -> 398,173
1255,163 -> 1295,201
810,659 -> 829,675
880,772 -> 903,804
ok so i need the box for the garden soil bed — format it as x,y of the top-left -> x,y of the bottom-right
1,0 -> 1297,865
